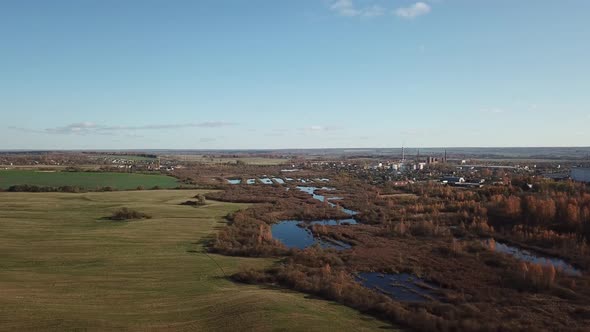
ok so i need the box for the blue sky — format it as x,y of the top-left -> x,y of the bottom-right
1,0 -> 589,149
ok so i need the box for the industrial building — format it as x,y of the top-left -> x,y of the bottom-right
571,167 -> 590,183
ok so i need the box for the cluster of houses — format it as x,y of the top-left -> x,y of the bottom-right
440,176 -> 486,188
104,156 -> 180,172
541,167 -> 590,183
441,166 -> 590,188
366,150 -> 449,172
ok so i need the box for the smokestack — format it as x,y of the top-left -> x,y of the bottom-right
402,146 -> 405,162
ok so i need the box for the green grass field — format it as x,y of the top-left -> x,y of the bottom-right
0,170 -> 180,190
0,190 -> 392,331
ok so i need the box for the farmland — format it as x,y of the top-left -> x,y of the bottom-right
163,155 -> 288,166
0,170 -> 180,190
100,154 -> 157,161
0,190 -> 391,331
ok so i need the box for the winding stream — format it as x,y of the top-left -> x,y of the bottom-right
271,186 -> 359,250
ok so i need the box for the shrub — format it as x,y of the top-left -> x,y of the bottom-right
180,200 -> 205,207
517,261 -> 557,289
7,185 -> 84,193
108,207 -> 152,221
408,220 -> 449,237
194,194 -> 207,205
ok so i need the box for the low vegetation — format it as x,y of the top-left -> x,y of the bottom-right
107,207 -> 152,221
194,169 -> 590,331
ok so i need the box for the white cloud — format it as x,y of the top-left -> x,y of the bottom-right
394,2 -> 431,19
329,0 -> 384,18
330,0 -> 358,16
45,122 -> 99,134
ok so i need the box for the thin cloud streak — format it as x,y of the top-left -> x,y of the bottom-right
329,0 -> 385,18
299,125 -> 342,132
394,2 -> 431,19
102,121 -> 236,131
329,1 -> 432,19
8,121 -> 237,135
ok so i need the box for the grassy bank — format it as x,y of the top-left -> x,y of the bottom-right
0,190 -> 391,331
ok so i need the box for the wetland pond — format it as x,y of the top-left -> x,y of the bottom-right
296,186 -> 358,216
483,239 -> 582,277
355,272 -> 441,302
259,178 -> 273,185
273,178 -> 286,184
271,219 -> 356,250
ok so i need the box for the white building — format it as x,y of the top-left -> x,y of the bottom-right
571,167 -> 590,183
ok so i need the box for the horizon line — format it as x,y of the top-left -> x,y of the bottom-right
1,146 -> 590,153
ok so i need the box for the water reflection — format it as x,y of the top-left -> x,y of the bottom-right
484,239 -> 582,276
259,178 -> 273,185
271,186 -> 360,250
271,219 -> 355,250
356,272 -> 441,302
296,186 -> 357,216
